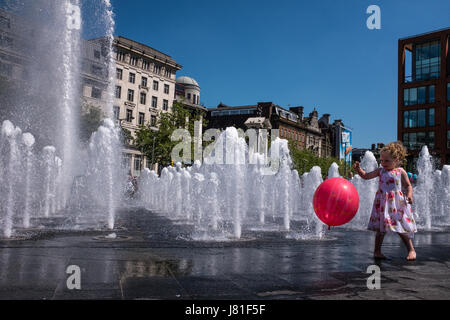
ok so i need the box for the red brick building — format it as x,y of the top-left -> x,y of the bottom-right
398,28 -> 450,167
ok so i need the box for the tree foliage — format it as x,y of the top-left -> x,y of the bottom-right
134,101 -> 207,168
79,104 -> 104,143
288,140 -> 354,179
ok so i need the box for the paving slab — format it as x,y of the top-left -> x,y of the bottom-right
0,208 -> 449,300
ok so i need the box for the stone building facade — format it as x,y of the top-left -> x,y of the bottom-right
206,102 -> 339,158
81,36 -> 184,176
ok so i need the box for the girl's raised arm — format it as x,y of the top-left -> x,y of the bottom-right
353,161 -> 380,180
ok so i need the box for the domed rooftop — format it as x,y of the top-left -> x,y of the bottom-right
176,76 -> 200,87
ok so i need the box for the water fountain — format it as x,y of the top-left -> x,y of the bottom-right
1,1 -> 449,242
0,0 -> 123,238
138,127 -> 326,240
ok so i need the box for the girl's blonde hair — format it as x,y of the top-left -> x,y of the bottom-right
380,141 -> 407,163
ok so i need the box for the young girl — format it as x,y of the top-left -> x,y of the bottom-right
353,142 -> 417,261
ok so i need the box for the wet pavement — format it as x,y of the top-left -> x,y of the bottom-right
0,207 -> 450,300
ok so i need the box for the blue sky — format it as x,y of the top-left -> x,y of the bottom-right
107,0 -> 450,148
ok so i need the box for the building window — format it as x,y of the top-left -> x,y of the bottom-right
0,35 -> 13,48
126,109 -> 133,122
0,61 -> 12,77
429,85 -> 435,103
429,108 -> 435,126
0,16 -> 11,29
113,106 -> 120,120
153,64 -> 161,74
429,131 -> 435,149
134,155 -> 142,176
164,84 -> 169,94
163,99 -> 168,111
404,85 -> 435,106
151,115 -> 157,127
115,86 -> 121,99
130,55 -> 138,66
448,131 -> 450,149
138,112 -> 145,125
153,80 -> 159,91
122,153 -> 132,169
91,65 -> 103,77
116,68 -> 123,80
129,72 -> 135,84
127,89 -> 134,102
447,83 -> 450,101
140,92 -> 146,105
187,93 -> 191,101
164,68 -> 171,78
141,77 -> 147,87
142,60 -> 150,70
418,109 -> 426,127
152,96 -> 158,108
91,87 -> 102,99
417,86 -> 426,104
116,50 -> 125,62
415,40 -> 440,81
404,108 -> 435,128
447,106 -> 450,125
403,132 -> 434,150
94,50 -> 101,59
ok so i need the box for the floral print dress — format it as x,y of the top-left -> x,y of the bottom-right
367,167 -> 417,238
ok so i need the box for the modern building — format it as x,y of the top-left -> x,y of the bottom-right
206,102 -> 344,158
398,27 -> 450,167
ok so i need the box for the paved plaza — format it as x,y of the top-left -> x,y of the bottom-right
0,208 -> 449,300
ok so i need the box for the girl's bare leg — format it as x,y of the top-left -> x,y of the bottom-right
398,233 -> 416,260
374,232 -> 386,259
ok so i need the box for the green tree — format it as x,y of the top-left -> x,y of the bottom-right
79,104 -> 104,142
288,140 -> 354,179
134,101 -> 207,168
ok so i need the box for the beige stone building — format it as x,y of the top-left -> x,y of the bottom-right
82,36 -> 183,176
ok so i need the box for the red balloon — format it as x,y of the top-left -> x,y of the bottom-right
313,177 -> 359,227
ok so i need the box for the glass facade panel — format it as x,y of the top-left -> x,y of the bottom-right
409,132 -> 417,149
418,109 -> 426,127
417,132 -> 426,148
428,108 -> 435,126
409,110 -> 417,128
448,131 -> 450,149
448,106 -> 450,125
428,132 -> 435,149
403,111 -> 409,128
418,86 -> 426,104
447,83 -> 450,101
404,89 -> 409,106
415,41 -> 440,81
403,133 -> 409,148
429,85 -> 435,103
409,88 -> 417,105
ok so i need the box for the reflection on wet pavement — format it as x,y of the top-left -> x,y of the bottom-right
0,208 -> 450,299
